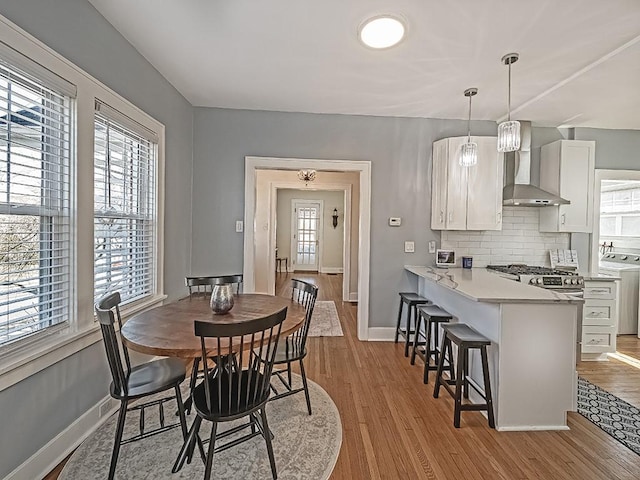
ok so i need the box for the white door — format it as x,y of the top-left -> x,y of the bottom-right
291,200 -> 322,271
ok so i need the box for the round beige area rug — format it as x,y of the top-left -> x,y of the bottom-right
60,374 -> 341,479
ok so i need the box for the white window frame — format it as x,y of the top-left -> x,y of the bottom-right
0,15 -> 166,391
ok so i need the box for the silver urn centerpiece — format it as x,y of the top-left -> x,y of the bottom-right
210,284 -> 234,314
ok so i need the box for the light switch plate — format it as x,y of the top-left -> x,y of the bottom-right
428,241 -> 436,253
404,241 -> 415,253
235,220 -> 243,233
389,217 -> 401,226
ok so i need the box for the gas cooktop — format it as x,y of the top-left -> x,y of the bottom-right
486,265 -> 578,276
486,264 -> 583,290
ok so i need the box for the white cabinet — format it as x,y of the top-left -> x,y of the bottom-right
431,136 -> 503,231
581,279 -> 618,361
539,140 -> 595,233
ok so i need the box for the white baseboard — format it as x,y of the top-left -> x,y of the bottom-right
348,292 -> 358,302
319,267 -> 344,274
367,327 -> 395,341
6,394 -> 118,480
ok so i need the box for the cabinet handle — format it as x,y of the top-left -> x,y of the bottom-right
590,289 -> 609,294
561,213 -> 566,225
448,212 -> 453,223
440,211 -> 444,224
588,311 -> 604,317
588,338 -> 605,344
497,212 -> 502,223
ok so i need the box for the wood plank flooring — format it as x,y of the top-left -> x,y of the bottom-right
45,273 -> 640,479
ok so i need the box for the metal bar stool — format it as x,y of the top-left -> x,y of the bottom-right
394,292 -> 431,357
433,323 -> 495,429
411,304 -> 454,384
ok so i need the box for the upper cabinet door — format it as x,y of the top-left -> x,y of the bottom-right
466,137 -> 504,230
539,140 -> 595,233
445,137 -> 469,230
431,139 -> 448,230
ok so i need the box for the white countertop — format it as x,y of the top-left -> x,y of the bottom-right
405,266 -> 583,304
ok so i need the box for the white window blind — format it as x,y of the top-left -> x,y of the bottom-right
94,105 -> 156,305
0,58 -> 72,346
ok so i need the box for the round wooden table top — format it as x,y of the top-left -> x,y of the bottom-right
120,293 -> 306,358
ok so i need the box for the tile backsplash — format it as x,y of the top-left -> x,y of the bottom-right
441,207 -> 570,267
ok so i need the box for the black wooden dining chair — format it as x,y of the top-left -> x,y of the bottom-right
269,278 -> 318,415
185,274 -> 243,298
95,292 -> 188,480
184,274 -> 244,412
172,307 -> 287,480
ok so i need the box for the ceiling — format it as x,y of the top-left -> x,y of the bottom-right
87,0 -> 640,130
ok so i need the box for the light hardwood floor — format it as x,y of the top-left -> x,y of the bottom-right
46,273 -> 640,479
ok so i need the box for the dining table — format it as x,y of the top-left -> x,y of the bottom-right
120,293 -> 307,359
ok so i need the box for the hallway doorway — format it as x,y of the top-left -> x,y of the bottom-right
243,156 -> 371,341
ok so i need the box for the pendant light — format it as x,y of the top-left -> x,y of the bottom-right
497,53 -> 521,153
459,87 -> 478,167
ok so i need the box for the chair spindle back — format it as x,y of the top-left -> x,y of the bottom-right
194,307 -> 287,416
289,279 -> 319,351
95,292 -> 131,395
185,274 -> 243,298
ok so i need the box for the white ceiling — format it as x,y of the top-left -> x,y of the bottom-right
88,0 -> 640,129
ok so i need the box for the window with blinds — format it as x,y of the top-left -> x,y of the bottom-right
94,103 -> 157,305
0,60 -> 72,346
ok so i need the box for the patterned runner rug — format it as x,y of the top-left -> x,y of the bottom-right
60,375 -> 342,479
308,301 -> 343,337
577,376 -> 640,455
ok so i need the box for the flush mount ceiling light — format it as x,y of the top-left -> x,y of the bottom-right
459,88 -> 479,167
298,169 -> 316,185
359,15 -> 406,49
497,52 -> 521,153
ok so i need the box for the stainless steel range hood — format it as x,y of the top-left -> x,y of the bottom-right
502,121 -> 569,206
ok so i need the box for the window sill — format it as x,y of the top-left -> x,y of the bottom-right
0,293 -> 167,392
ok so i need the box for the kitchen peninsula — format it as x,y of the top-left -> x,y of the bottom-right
405,265 -> 583,431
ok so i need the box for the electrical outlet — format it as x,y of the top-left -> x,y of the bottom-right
235,220 -> 243,233
404,241 -> 415,253
428,241 -> 436,253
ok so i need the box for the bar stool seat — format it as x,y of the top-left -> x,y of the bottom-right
411,305 -> 454,384
394,292 -> 431,357
433,323 -> 495,429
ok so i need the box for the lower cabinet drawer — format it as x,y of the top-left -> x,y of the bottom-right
582,302 -> 613,326
582,328 -> 615,353
583,283 -> 615,300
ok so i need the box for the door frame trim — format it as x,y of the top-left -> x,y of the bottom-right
244,156 -> 371,341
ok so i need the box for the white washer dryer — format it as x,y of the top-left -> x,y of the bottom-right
598,252 -> 640,335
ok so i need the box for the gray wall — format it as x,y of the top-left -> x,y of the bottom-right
0,0 -> 193,476
574,127 -> 640,170
192,107 -> 499,327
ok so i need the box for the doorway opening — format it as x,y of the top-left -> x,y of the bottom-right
243,156 -> 371,341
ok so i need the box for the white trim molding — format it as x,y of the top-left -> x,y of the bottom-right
348,292 -> 358,302
320,267 -> 344,274
244,156 -> 371,341
366,327 -> 395,341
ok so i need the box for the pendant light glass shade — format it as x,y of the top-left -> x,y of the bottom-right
459,87 -> 478,167
459,141 -> 478,167
497,120 -> 521,152
497,53 -> 520,153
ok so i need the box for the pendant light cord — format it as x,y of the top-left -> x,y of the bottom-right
467,93 -> 472,141
507,61 -> 512,122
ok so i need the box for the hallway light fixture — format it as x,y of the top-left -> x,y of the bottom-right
332,208 -> 339,228
497,53 -> 521,153
459,87 -> 478,167
297,169 -> 316,185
